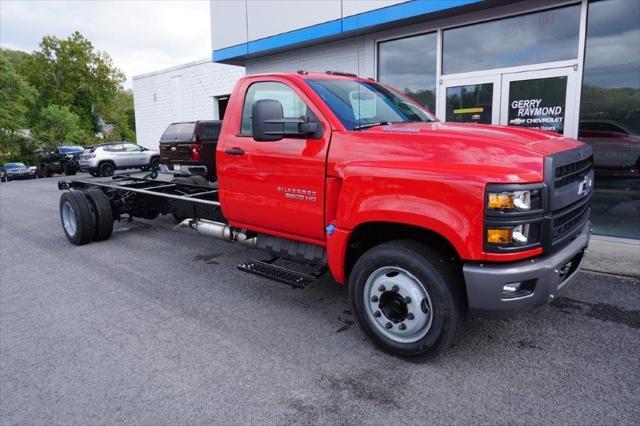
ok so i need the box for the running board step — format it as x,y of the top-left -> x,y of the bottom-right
237,258 -> 325,288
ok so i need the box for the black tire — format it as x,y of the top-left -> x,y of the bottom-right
59,191 -> 95,245
349,240 -> 464,358
42,166 -> 52,178
150,157 -> 160,171
189,175 -> 210,187
83,188 -> 114,241
170,177 -> 194,222
63,162 -> 71,176
99,162 -> 115,177
0,177 -> 5,182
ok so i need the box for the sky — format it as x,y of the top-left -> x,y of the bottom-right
0,0 -> 212,88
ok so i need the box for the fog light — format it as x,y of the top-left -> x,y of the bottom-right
487,228 -> 512,244
501,281 -> 533,299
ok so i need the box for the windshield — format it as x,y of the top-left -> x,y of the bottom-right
59,146 -> 84,154
306,79 -> 435,130
4,163 -> 26,169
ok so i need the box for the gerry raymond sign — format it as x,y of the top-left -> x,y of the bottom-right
508,98 -> 564,133
507,76 -> 567,134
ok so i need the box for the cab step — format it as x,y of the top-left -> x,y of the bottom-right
237,257 -> 326,288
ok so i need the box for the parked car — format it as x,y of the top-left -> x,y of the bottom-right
159,121 -> 221,183
37,146 -> 84,177
79,142 -> 160,177
578,119 -> 640,177
1,162 -> 36,181
58,71 -> 593,357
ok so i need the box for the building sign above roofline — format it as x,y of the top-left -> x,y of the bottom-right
212,0 -> 483,63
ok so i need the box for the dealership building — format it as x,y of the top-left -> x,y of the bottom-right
210,0 -> 639,241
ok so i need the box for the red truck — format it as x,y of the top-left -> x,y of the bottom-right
57,71 -> 593,357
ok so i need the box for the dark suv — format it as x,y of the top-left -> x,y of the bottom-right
159,121 -> 221,182
37,146 -> 84,177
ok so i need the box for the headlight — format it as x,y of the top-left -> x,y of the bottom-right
487,189 -> 540,211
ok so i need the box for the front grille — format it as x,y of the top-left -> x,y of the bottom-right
552,198 -> 590,240
554,155 -> 593,189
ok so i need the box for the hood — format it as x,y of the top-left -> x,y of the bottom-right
370,122 -> 584,155
332,122 -> 587,183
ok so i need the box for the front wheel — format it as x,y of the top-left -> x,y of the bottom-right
349,240 -> 464,358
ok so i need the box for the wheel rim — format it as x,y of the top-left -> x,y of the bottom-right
363,266 -> 433,344
102,164 -> 113,175
62,201 -> 77,237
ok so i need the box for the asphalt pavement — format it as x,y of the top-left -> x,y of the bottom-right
1,174 -> 639,425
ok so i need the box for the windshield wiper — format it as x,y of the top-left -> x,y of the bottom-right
353,121 -> 391,130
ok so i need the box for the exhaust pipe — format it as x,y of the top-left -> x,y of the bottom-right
175,218 -> 256,248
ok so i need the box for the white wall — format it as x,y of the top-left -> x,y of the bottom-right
133,60 -> 244,149
245,36 -> 371,77
210,0 -> 408,51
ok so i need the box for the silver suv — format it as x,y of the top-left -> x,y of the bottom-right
79,142 -> 160,177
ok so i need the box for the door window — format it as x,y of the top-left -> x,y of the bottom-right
445,83 -> 494,124
124,144 -> 143,152
240,82 -> 308,135
506,76 -> 567,134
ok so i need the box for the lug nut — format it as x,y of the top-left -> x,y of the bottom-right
385,322 -> 392,329
407,313 -> 415,320
399,323 -> 406,330
391,285 -> 399,292
405,296 -> 412,304
378,285 -> 386,292
374,311 -> 381,318
371,295 -> 378,302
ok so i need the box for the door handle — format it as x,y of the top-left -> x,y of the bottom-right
224,147 -> 245,156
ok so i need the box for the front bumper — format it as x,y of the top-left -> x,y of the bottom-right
463,221 -> 590,317
6,173 -> 34,180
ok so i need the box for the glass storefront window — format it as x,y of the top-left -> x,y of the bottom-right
443,5 -> 581,74
377,32 -> 437,112
445,83 -> 493,124
579,0 -> 640,239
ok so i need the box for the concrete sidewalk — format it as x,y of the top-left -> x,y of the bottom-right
584,235 -> 640,279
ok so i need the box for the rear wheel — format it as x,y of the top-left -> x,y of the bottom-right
59,191 -> 95,245
42,166 -> 52,178
170,177 -> 194,222
99,162 -> 115,177
349,240 -> 464,358
150,157 -> 160,171
83,188 -> 114,241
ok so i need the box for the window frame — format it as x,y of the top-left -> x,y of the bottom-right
238,80 -> 314,137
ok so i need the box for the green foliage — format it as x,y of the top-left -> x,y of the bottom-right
580,84 -> 640,133
20,31 -> 126,133
31,105 -> 91,151
0,51 -> 37,164
103,89 -> 137,142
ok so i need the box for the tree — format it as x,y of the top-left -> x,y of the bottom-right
20,31 -> 125,133
0,51 -> 37,163
31,105 -> 90,151
103,89 -> 136,142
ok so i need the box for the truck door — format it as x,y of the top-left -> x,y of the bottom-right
218,79 -> 331,242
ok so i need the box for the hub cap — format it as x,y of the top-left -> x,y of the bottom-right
364,266 -> 433,343
62,201 -> 77,237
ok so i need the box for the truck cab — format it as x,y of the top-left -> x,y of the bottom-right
216,72 -> 591,354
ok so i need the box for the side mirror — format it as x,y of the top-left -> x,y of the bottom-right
252,99 -> 284,141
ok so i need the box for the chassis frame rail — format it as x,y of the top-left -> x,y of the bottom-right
58,176 -> 221,207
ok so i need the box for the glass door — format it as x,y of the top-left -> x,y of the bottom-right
500,67 -> 577,136
438,75 -> 501,125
